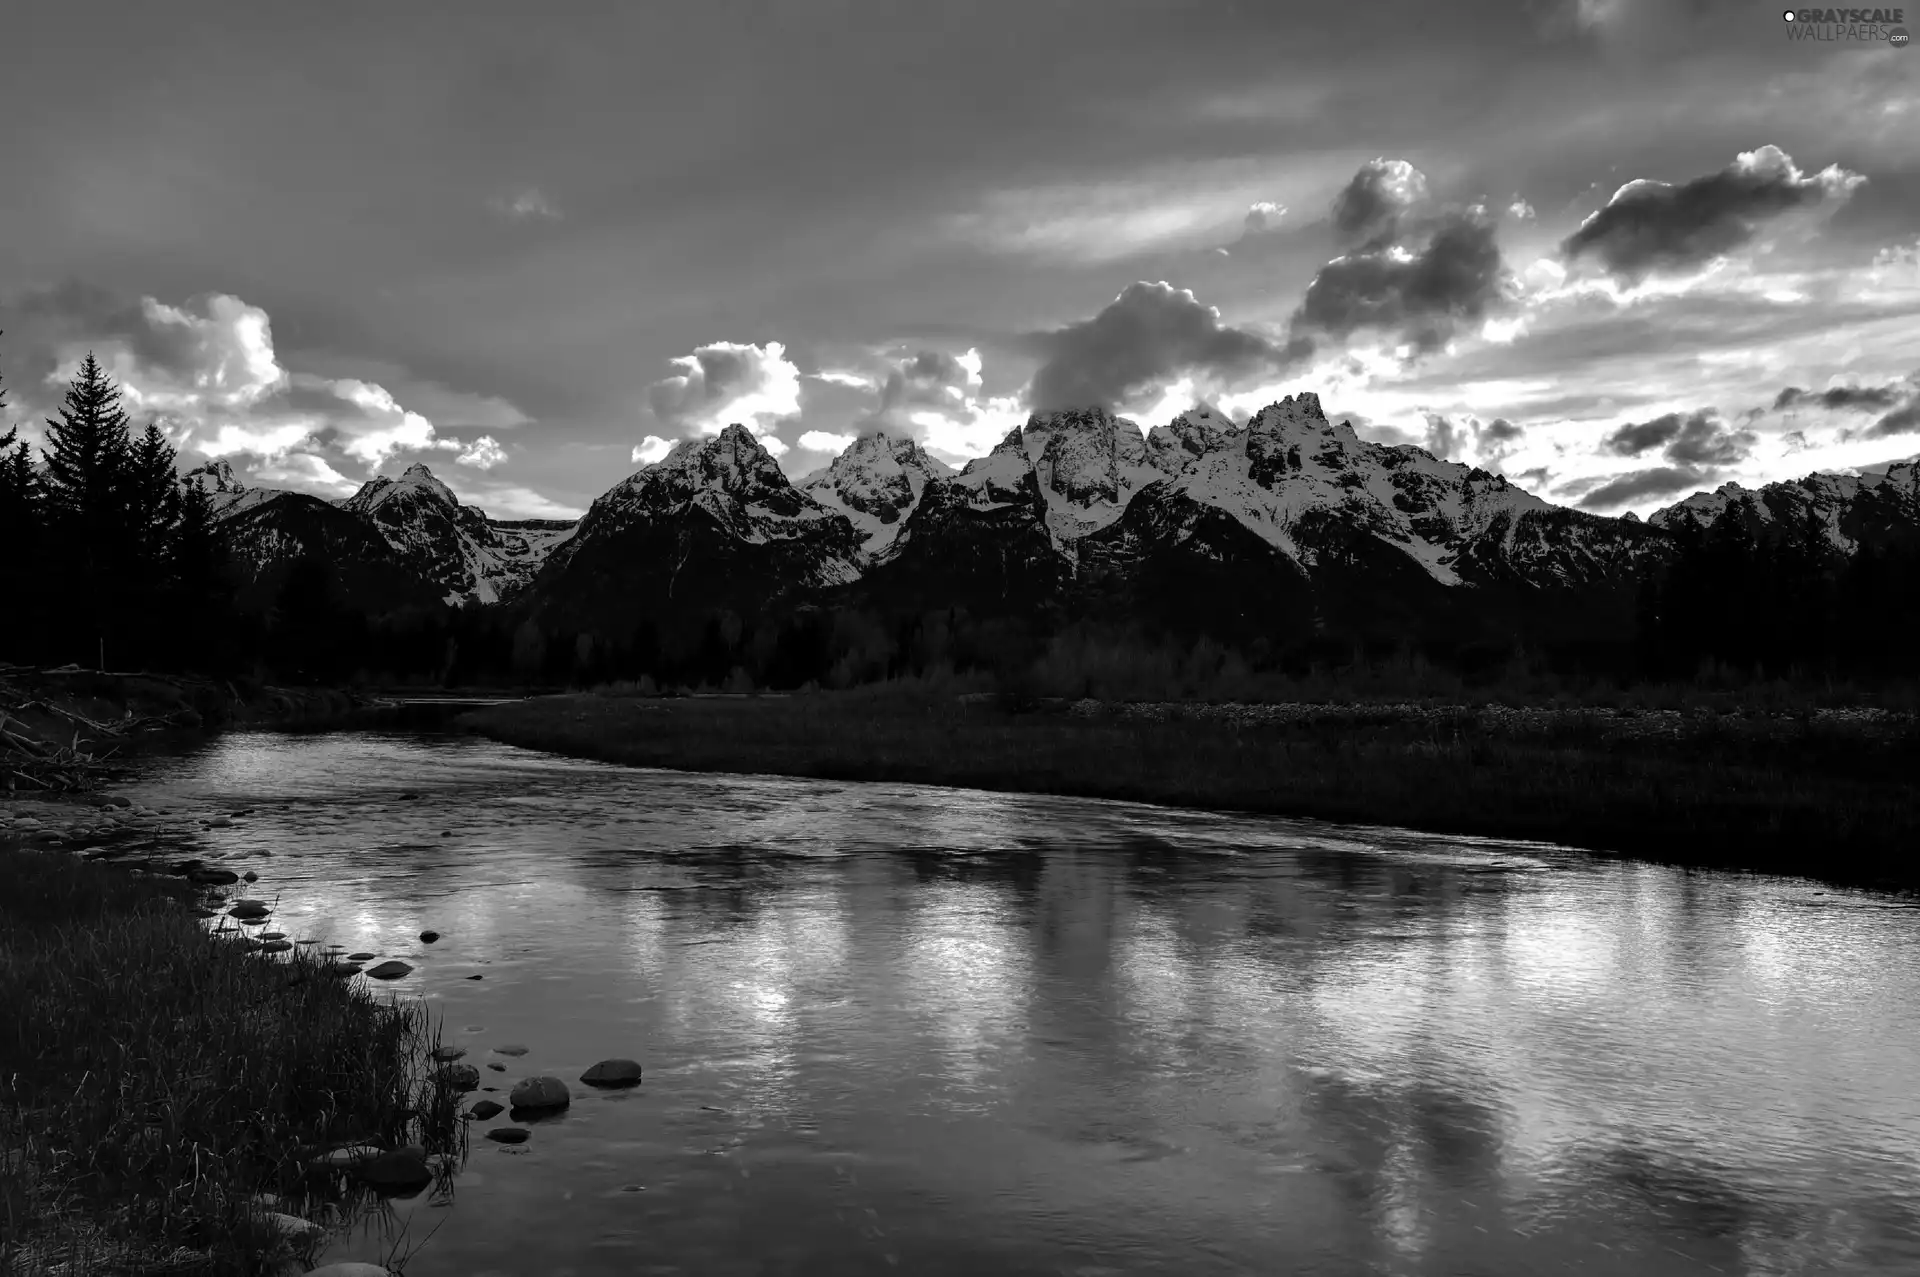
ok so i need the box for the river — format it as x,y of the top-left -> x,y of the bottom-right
115,726 -> 1920,1276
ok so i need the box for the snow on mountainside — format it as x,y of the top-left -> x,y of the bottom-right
797,431 -> 953,557
524,425 -> 865,628
342,463 -> 576,605
181,459 -> 575,606
1649,461 -> 1920,553
897,393 -> 1650,591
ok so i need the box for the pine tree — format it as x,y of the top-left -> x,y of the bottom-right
0,334 -> 46,661
41,353 -> 132,544
126,420 -> 182,575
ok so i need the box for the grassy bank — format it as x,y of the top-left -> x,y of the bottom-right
0,836 -> 466,1276
458,680 -> 1920,891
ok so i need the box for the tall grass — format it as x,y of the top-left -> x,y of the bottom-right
0,845 -> 467,1276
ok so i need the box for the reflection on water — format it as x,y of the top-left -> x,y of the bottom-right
122,729 -> 1920,1276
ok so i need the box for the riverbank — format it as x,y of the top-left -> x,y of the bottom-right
458,684 -> 1920,891
0,664 -> 377,794
0,826 -> 465,1276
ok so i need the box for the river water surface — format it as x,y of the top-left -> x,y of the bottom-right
117,727 -> 1920,1277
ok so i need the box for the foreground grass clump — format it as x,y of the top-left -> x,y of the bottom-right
0,844 -> 465,1276
461,680 -> 1920,890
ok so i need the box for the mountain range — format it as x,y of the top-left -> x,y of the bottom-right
182,395 -> 1920,640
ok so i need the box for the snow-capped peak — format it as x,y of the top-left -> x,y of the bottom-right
344,462 -> 463,516
181,458 -> 246,493
798,430 -> 954,557
630,424 -> 791,502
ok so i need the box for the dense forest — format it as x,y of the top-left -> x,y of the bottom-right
3,345 -> 1917,696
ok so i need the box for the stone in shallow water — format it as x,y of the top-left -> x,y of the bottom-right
492,1044 -> 529,1057
468,1099 -> 505,1120
437,1064 -> 480,1092
354,1148 -> 432,1193
581,1058 -> 643,1088
465,974 -> 483,980
419,930 -> 440,943
325,963 -> 363,977
259,1211 -> 322,1242
207,816 -> 233,828
365,960 -> 414,980
259,931 -> 287,941
242,871 -> 258,882
257,940 -> 293,954
485,1127 -> 530,1144
345,952 -> 376,961
430,1046 -> 466,1062
508,1076 -> 570,1110
308,1144 -> 384,1169
487,1062 -> 505,1072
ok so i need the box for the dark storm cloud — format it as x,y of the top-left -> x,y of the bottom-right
1866,401 -> 1920,438
1603,409 -> 1755,467
1559,145 -> 1866,281
878,349 -> 974,414
1773,383 -> 1904,411
1576,466 -> 1710,509
1603,412 -> 1691,456
1290,210 -> 1510,354
1482,417 -> 1522,443
1330,158 -> 1429,249
1025,280 -> 1312,412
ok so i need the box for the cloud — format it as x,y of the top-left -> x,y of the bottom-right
488,188 -> 561,221
1508,200 -> 1536,221
631,435 -> 674,465
850,346 -> 1025,462
1330,158 -> 1429,249
797,430 -> 856,455
1482,416 -> 1523,443
1576,466 -> 1710,509
1026,280 -> 1311,413
1560,145 -> 1867,282
1867,401 -> 1920,438
1773,382 -> 1904,411
1243,201 -> 1288,234
1290,209 -> 1511,355
806,369 -> 874,389
1602,408 -> 1755,467
1419,412 -> 1527,464
455,435 -> 507,469
0,283 -> 512,488
645,339 -> 802,450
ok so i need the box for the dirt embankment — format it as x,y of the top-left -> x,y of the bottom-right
0,664 -> 371,793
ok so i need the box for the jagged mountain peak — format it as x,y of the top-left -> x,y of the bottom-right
635,423 -> 791,499
182,458 -> 246,493
346,462 -> 462,515
799,429 -> 954,557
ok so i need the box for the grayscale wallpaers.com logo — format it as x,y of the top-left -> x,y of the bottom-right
1782,7 -> 1911,44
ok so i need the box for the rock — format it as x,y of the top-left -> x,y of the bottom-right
346,952 -> 376,962
467,1099 -> 505,1120
508,1076 -> 570,1110
260,931 -> 287,941
492,1044 -> 529,1057
105,797 -> 131,809
419,930 -> 440,943
398,791 -> 421,801
243,871 -> 259,882
208,816 -> 234,828
303,1266 -> 393,1277
324,963 -> 362,977
308,1144 -> 383,1169
261,1211 -> 323,1242
190,868 -> 240,885
441,831 -> 453,837
485,1127 -> 530,1144
430,1046 -> 466,1062
436,1065 -> 480,1092
258,940 -> 293,953
580,1058 -> 643,1088
229,903 -> 271,921
354,1148 -> 432,1193
487,1062 -> 505,1072
465,974 -> 483,980
364,961 -> 413,980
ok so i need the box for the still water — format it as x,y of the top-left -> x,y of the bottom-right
120,728 -> 1920,1276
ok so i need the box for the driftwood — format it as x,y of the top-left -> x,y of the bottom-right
0,667 -> 191,793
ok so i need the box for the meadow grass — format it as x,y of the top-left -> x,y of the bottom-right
0,844 -> 467,1276
460,677 -> 1920,891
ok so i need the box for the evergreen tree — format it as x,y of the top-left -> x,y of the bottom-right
125,420 -> 182,576
0,334 -> 46,661
41,352 -> 133,559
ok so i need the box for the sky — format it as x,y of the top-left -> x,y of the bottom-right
0,0 -> 1916,519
